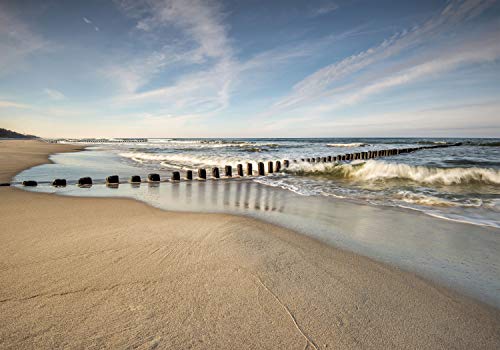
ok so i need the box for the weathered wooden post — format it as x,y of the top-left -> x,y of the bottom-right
22,180 -> 37,187
332,156 -> 337,162
78,177 -> 93,186
171,171 -> 180,181
198,168 -> 207,179
267,161 -> 274,173
322,157 -> 327,162
52,179 -> 66,187
130,175 -> 141,183
316,157 -> 321,162
225,165 -> 232,177
186,170 -> 193,180
306,158 -> 311,162
212,167 -> 220,178
283,160 -> 290,168
237,164 -> 244,176
106,175 -> 119,184
327,156 -> 332,162
148,173 -> 160,182
247,163 -> 253,176
311,158 -> 315,163
258,162 -> 265,176
346,154 -> 351,161
275,161 -> 281,172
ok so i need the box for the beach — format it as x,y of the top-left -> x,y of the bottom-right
0,140 -> 499,349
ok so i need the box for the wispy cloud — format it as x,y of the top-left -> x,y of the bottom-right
271,0 -> 497,113
310,2 -> 338,17
0,4 -> 49,75
112,0 -> 236,115
251,100 -> 500,137
0,100 -> 30,109
82,16 -> 99,31
44,88 -> 66,101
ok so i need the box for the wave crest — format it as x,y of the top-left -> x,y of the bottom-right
326,143 -> 367,147
287,160 -> 500,185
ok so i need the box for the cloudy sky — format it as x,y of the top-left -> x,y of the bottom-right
0,0 -> 499,138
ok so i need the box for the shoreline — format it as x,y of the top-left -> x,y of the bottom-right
13,144 -> 500,308
1,140 -> 499,349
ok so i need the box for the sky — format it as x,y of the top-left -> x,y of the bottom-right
0,0 -> 499,138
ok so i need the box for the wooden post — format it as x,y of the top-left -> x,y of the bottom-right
322,157 -> 327,162
346,154 -> 351,161
327,156 -> 332,162
283,160 -> 290,168
311,158 -> 315,163
212,167 -> 220,178
258,162 -> 265,176
247,163 -> 253,176
78,177 -> 93,186
225,165 -> 232,177
171,171 -> 180,181
275,161 -> 281,172
52,179 -> 67,187
130,175 -> 141,183
148,173 -> 160,182
237,164 -> 244,176
106,175 -> 119,184
316,157 -> 321,162
267,161 -> 274,173
198,169 -> 207,179
186,170 -> 193,180
306,158 -> 311,162
22,180 -> 37,187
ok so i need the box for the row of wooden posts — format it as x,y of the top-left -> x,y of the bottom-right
13,143 -> 461,187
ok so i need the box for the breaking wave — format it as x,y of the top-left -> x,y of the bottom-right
326,143 -> 367,147
287,160 -> 500,186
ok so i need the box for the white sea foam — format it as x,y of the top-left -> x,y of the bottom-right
287,160 -> 500,185
326,143 -> 367,147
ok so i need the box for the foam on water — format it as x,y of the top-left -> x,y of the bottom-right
26,137 -> 500,227
287,160 -> 500,185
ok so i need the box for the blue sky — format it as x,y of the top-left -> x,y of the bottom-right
0,0 -> 499,138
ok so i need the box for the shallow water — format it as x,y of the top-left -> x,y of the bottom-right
15,148 -> 500,309
55,137 -> 500,228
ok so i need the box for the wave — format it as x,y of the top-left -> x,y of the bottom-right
326,143 -> 367,147
416,141 -> 449,145
286,160 -> 500,186
119,151 -> 275,169
394,191 -> 483,207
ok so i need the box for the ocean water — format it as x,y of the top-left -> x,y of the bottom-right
58,137 -> 500,228
13,137 -> 500,308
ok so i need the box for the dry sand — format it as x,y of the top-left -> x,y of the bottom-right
0,140 -> 499,349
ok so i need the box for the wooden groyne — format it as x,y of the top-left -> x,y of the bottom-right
9,143 -> 461,188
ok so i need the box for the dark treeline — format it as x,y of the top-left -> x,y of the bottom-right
0,128 -> 38,139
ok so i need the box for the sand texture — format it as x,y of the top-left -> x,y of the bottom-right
0,140 -> 499,349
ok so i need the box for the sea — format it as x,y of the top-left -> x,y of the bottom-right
14,137 -> 500,308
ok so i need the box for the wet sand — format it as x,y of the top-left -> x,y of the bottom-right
0,140 -> 499,349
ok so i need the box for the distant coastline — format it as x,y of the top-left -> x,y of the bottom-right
0,128 -> 38,139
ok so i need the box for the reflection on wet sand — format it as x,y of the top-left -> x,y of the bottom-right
14,178 -> 500,309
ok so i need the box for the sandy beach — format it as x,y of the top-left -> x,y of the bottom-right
0,140 -> 499,349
